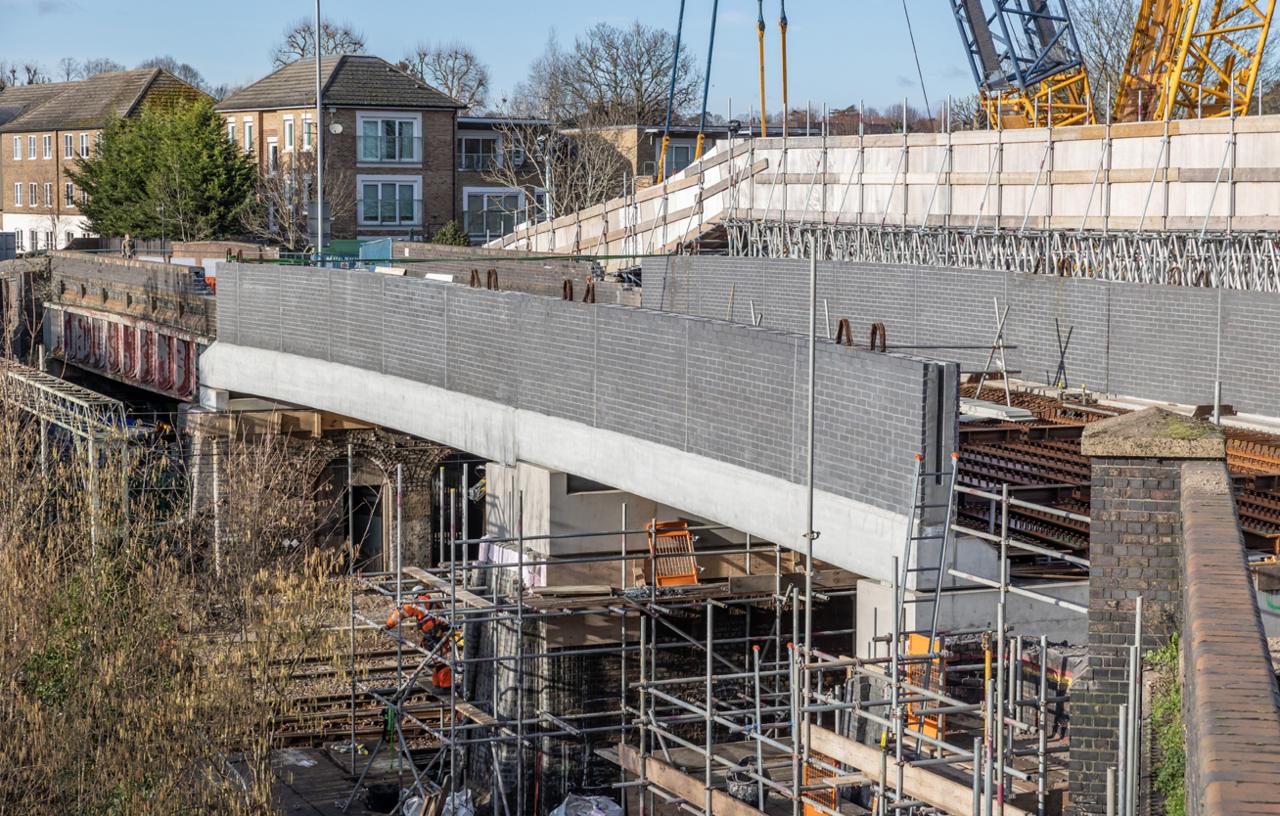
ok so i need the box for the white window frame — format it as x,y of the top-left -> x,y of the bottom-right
64,182 -> 75,207
226,118 -> 236,144
43,182 -> 52,207
28,183 -> 37,207
13,183 -> 21,207
27,136 -> 36,159
462,185 -> 540,241
243,117 -> 253,153
65,230 -> 74,247
43,231 -> 52,250
13,230 -> 21,252
12,136 -> 20,160
356,111 -> 421,165
266,137 -> 279,175
302,114 -> 313,151
64,133 -> 73,159
356,174 -> 421,227
457,133 -> 500,171
79,133 -> 89,158
42,135 -> 51,160
283,116 -> 295,152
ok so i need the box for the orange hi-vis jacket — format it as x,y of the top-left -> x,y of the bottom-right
385,596 -> 437,632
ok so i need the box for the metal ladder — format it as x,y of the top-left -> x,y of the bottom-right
894,451 -> 961,649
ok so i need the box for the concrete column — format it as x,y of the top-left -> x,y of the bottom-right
1067,408 -> 1225,814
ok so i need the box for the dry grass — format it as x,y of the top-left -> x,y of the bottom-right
0,398 -> 348,814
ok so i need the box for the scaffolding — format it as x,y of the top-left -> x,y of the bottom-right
323,434 -> 1103,816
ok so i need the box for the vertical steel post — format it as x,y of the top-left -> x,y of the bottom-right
395,463 -> 403,782
1037,634 -> 1048,816
347,443 -> 357,774
704,603 -> 714,816
802,240 -> 818,774
996,483 -> 1009,812
515,489 -> 525,816
314,0 -> 324,255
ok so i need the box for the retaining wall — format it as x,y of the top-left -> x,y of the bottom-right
641,255 -> 1280,417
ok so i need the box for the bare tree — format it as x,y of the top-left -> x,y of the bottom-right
57,57 -> 79,82
240,151 -> 357,251
1072,0 -> 1140,116
400,42 -> 490,109
513,21 -> 699,123
80,57 -> 124,77
22,62 -> 48,84
138,55 -> 208,91
270,17 -> 366,69
483,110 -> 630,225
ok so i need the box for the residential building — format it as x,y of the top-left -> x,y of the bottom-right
215,55 -> 464,243
588,124 -> 745,183
0,69 -> 207,253
455,116 -> 551,244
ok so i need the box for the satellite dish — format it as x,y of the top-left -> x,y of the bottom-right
329,122 -> 344,135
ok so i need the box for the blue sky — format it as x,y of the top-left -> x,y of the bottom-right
0,0 -> 976,114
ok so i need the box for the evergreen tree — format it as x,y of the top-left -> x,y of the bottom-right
71,100 -> 255,241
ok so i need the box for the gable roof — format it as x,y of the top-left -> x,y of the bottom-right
215,54 -> 464,112
0,69 -> 202,133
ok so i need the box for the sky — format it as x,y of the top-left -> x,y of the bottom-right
0,0 -> 977,115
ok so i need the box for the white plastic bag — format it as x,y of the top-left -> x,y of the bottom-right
549,794 -> 623,816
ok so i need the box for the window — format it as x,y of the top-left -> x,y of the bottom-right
64,183 -> 74,207
28,230 -> 36,251
44,231 -> 52,250
227,118 -> 236,143
283,116 -> 295,151
359,180 -> 418,225
457,135 -> 498,171
28,183 -> 36,207
359,116 -> 418,162
64,134 -> 73,158
267,139 -> 279,174
660,143 -> 694,176
65,231 -> 74,247
13,183 -> 21,207
81,188 -> 88,205
42,135 -> 51,159
13,231 -> 21,252
463,188 -> 526,241
27,136 -> 36,159
79,134 -> 89,158
43,182 -> 51,207
302,114 -> 313,150
11,136 -> 19,160
243,118 -> 253,152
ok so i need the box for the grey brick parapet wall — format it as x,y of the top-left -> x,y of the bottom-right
215,262 -> 958,514
641,256 -> 1280,417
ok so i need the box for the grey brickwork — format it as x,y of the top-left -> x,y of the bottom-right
216,262 -> 957,515
642,256 -> 1280,416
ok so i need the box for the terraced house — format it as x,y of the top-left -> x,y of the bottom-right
215,55 -> 464,243
0,69 -> 207,253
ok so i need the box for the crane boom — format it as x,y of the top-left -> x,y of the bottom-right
1115,0 -> 1275,121
951,0 -> 1095,128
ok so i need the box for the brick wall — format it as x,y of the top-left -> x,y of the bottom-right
642,256 -> 1280,416
1068,456 -> 1183,813
49,251 -> 214,336
217,262 -> 956,514
1180,460 -> 1280,816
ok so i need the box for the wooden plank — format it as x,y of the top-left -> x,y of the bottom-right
402,566 -> 492,610
806,725 -> 1032,816
617,744 -> 766,816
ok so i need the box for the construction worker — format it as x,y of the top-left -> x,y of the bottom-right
383,586 -> 453,690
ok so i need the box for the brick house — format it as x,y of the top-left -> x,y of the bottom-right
455,116 -> 552,243
215,55 -> 464,243
0,69 -> 206,254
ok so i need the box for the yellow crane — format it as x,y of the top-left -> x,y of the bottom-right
1116,0 -> 1276,121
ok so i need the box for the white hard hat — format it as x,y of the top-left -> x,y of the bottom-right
411,584 -> 426,593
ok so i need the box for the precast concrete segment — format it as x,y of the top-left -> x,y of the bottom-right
642,255 -> 1280,418
205,262 -> 960,582
200,343 -> 909,581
